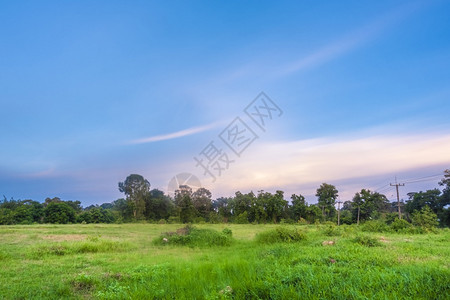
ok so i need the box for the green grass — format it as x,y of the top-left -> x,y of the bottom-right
0,224 -> 449,299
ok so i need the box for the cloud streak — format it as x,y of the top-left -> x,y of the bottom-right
275,1 -> 425,77
128,121 -> 222,144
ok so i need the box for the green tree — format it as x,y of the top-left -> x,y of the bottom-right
118,174 -> 150,220
144,189 -> 173,221
411,206 -> 438,230
290,194 -> 307,221
192,188 -> 213,221
44,202 -> 76,224
316,183 -> 338,221
352,189 -> 388,224
175,185 -> 195,223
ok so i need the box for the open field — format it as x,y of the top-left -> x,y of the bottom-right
0,224 -> 449,299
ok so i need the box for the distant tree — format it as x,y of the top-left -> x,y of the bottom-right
118,174 -> 150,220
192,188 -> 213,220
78,206 -> 115,223
405,189 -> 441,215
44,197 -> 62,206
232,191 -> 255,219
44,202 -> 76,224
261,190 -> 287,223
144,189 -> 173,221
352,189 -> 388,224
411,206 -> 438,230
290,194 -> 307,221
316,183 -> 338,221
175,185 -> 195,223
304,205 -> 322,224
111,198 -> 133,221
213,197 -> 232,222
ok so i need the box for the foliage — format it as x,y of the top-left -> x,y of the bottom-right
118,174 -> 150,220
154,226 -> 233,247
255,227 -> 307,244
316,183 -> 338,221
361,220 -> 389,233
353,235 -> 382,247
0,224 -> 449,299
44,202 -> 76,224
390,218 -> 412,232
411,206 -> 439,230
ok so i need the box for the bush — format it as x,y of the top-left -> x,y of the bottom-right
390,218 -> 412,232
321,225 -> 342,236
222,228 -> 232,236
235,212 -> 249,224
353,235 -> 381,247
154,226 -> 233,247
361,220 -> 389,233
255,227 -> 307,244
411,206 -> 439,231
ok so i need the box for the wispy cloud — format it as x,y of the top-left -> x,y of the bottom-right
127,121 -> 222,145
275,1 -> 426,77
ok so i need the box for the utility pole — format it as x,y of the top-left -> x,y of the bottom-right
336,200 -> 343,226
390,178 -> 405,219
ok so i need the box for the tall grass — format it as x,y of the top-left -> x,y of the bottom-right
0,223 -> 448,299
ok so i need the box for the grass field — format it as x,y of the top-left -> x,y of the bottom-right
0,223 -> 449,299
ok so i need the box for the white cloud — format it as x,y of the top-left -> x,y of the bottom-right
205,130 -> 450,201
127,121 -> 222,144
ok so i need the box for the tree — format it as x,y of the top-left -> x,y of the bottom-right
352,189 -> 388,224
192,188 -> 213,220
44,202 -> 76,224
174,185 -> 195,223
118,174 -> 150,220
259,190 -> 287,223
316,183 -> 338,221
213,197 -> 232,222
290,194 -> 307,221
411,206 -> 438,230
144,189 -> 174,221
405,189 -> 441,215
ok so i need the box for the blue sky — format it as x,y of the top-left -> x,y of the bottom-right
1,0 -> 450,206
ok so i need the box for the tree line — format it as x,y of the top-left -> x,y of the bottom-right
1,170 -> 449,227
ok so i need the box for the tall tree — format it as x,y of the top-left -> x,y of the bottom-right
118,174 -> 150,220
192,188 -> 213,220
175,185 -> 195,223
352,189 -> 388,224
290,194 -> 307,221
316,183 -> 338,220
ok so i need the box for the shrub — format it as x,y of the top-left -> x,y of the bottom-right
411,206 -> 439,231
390,218 -> 412,232
154,226 -> 233,247
361,220 -> 389,233
255,227 -> 307,244
322,225 -> 341,236
222,228 -> 232,236
353,235 -> 381,247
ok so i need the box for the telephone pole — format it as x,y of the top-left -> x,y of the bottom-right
336,200 -> 343,226
390,178 -> 405,219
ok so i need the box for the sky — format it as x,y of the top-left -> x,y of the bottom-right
1,0 -> 450,206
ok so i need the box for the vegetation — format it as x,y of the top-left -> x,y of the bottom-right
0,223 -> 448,299
1,170 -> 449,230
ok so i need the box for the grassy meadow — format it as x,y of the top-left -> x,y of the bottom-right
0,223 -> 449,299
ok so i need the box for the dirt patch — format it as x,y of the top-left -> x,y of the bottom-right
379,236 -> 390,243
42,234 -> 86,242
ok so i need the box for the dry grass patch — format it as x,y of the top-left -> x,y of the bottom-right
42,234 -> 86,242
